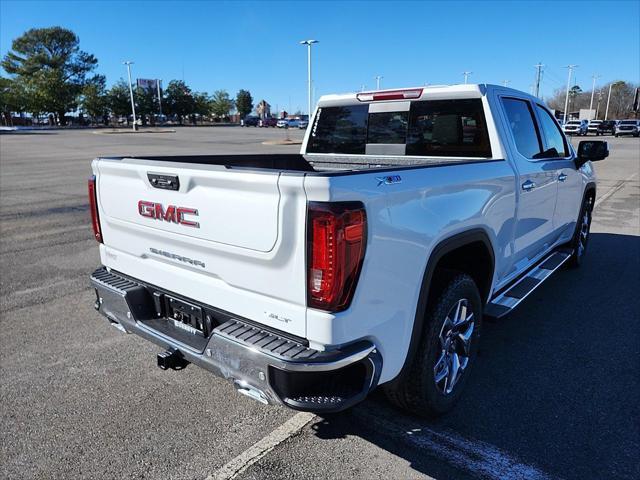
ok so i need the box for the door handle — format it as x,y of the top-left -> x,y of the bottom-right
558,173 -> 568,183
521,180 -> 536,192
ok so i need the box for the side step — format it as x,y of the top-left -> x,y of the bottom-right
484,249 -> 573,319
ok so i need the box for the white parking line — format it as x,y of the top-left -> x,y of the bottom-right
594,172 -> 638,209
206,412 -> 316,480
354,407 -> 553,480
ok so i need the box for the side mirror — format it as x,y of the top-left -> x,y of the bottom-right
576,140 -> 609,167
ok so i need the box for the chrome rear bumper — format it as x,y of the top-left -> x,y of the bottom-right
90,267 -> 381,412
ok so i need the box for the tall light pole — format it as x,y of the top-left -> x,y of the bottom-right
604,81 -> 623,120
375,75 -> 383,90
534,62 -> 544,98
595,89 -> 604,119
123,61 -> 137,131
462,71 -> 472,84
299,40 -> 318,118
589,74 -> 601,112
502,80 -> 510,87
562,64 -> 578,124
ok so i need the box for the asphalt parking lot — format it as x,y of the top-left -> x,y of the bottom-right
0,127 -> 638,480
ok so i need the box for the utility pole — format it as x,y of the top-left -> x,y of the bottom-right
604,82 -> 621,120
502,80 -> 510,87
156,79 -> 163,118
534,62 -> 544,98
299,40 -> 318,118
375,75 -> 383,90
462,71 -> 472,84
562,64 -> 578,124
589,74 -> 601,112
123,61 -> 137,131
361,84 -> 366,92
595,89 -> 604,119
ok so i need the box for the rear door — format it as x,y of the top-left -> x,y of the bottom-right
498,96 -> 559,274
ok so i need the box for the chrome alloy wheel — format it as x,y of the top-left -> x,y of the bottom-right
433,299 -> 475,395
577,197 -> 593,258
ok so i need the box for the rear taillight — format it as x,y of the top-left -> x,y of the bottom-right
307,202 -> 367,312
88,175 -> 103,243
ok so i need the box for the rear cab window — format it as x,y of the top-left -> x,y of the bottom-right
307,99 -> 492,158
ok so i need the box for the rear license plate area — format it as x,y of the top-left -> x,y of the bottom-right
165,295 -> 206,337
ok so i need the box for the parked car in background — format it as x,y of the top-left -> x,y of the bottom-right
587,120 -> 602,135
597,120 -> 618,136
277,118 -> 300,128
615,119 -> 640,137
298,119 -> 309,129
563,120 -> 588,136
242,116 -> 260,127
260,117 -> 278,128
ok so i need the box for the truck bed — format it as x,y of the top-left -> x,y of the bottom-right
110,153 -> 491,174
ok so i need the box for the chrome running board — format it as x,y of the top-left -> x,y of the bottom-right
484,249 -> 573,319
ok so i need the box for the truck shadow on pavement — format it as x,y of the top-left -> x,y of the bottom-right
309,233 -> 640,480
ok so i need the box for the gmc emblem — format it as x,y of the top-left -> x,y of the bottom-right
138,201 -> 200,228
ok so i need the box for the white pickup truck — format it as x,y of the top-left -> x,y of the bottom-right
89,84 -> 608,416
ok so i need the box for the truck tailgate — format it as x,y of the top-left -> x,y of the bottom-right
94,157 -> 308,337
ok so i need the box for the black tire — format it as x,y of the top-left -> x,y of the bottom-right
385,272 -> 482,417
567,193 -> 594,268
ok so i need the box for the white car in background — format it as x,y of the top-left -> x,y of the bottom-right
298,120 -> 309,129
615,119 -> 640,137
563,120 -> 588,136
587,120 -> 602,135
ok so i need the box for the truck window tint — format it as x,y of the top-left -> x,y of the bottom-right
367,111 -> 409,144
307,105 -> 368,154
501,98 -> 542,159
406,99 -> 491,157
535,104 -> 568,158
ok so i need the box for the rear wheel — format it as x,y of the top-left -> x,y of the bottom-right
568,194 -> 594,268
385,272 -> 482,417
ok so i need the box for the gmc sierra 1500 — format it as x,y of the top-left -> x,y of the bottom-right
89,84 -> 608,416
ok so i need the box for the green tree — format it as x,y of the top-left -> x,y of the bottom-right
80,75 -> 108,124
193,92 -> 211,123
235,89 -> 253,119
0,76 -> 28,125
164,80 -> 194,124
108,79 -> 132,125
1,27 -> 98,124
135,86 -> 158,126
210,90 -> 234,121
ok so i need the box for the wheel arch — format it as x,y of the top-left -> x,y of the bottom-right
387,229 -> 495,386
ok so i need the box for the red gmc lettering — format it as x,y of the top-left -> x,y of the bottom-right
138,201 -> 199,228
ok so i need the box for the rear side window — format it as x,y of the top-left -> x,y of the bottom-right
535,104 -> 568,158
501,98 -> 542,159
406,99 -> 491,157
307,105 -> 368,154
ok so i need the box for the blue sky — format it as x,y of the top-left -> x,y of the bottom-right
1,0 -> 638,114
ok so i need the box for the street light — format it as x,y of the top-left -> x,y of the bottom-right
299,40 -> 318,118
462,71 -> 472,84
375,75 -> 383,90
605,81 -> 624,120
562,65 -> 578,124
123,61 -> 137,131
